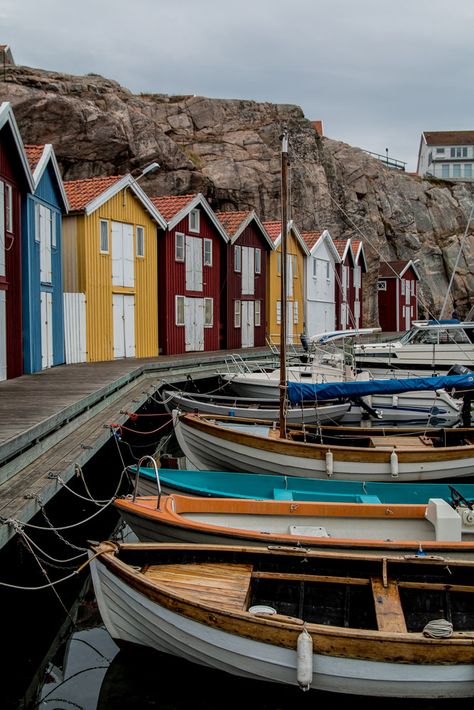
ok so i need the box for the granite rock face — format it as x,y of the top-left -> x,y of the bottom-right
3,63 -> 474,325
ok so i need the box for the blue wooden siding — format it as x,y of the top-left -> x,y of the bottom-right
22,162 -> 65,373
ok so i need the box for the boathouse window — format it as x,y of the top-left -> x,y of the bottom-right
255,248 -> 261,274
5,184 -> 12,233
175,295 -> 185,326
234,299 -> 241,328
234,245 -> 242,272
255,300 -> 261,326
204,297 -> 213,327
189,209 -> 200,233
378,280 -> 387,291
100,220 -> 109,253
136,226 -> 145,257
203,239 -> 212,266
175,233 -> 185,261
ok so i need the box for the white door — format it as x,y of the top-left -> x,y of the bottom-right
40,291 -> 54,369
0,290 -> 6,380
184,297 -> 204,351
112,222 -> 134,287
286,301 -> 294,344
241,301 -> 255,348
286,254 -> 293,298
242,247 -> 255,296
340,302 -> 348,329
63,293 -> 86,364
185,237 -> 203,291
404,304 -> 412,330
113,294 -> 135,358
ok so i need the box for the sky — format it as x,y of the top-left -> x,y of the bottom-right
2,0 -> 474,173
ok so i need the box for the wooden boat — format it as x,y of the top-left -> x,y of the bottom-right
159,388 -> 350,424
114,492 -> 474,552
88,540 -> 474,697
131,465 -> 474,503
172,411 -> 474,482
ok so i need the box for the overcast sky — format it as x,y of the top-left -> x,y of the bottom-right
2,0 -> 474,172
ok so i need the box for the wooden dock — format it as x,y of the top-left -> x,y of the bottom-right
0,347 -> 276,549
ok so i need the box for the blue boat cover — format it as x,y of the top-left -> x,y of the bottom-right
287,373 -> 474,404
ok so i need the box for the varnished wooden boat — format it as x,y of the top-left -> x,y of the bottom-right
114,492 -> 474,553
173,411 -> 474,482
88,540 -> 474,698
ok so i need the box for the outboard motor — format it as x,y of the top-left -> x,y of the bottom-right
299,333 -> 310,363
448,363 -> 472,376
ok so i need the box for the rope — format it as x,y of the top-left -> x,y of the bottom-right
422,619 -> 453,638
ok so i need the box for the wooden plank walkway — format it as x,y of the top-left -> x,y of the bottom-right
0,347 -> 276,549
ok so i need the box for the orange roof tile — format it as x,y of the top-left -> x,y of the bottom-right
150,194 -> 197,221
64,175 -> 124,211
301,230 -> 322,250
333,239 -> 351,258
216,210 -> 251,237
262,221 -> 282,242
24,144 -> 45,172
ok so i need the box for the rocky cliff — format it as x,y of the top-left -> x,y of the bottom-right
2,62 -> 474,325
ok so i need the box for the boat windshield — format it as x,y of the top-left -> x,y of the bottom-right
407,327 -> 471,345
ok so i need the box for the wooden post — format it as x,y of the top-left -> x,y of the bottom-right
279,130 -> 289,438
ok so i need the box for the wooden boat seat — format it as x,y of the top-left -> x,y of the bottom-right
369,435 -> 434,449
371,577 -> 407,633
142,562 -> 253,611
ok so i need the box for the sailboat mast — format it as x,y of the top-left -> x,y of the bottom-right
279,129 -> 289,437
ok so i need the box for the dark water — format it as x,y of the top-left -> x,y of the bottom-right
1,378 -> 471,708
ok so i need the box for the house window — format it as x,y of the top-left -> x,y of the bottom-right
378,280 -> 387,291
276,300 -> 281,324
175,232 -> 185,261
100,220 -> 109,253
234,299 -> 241,328
5,184 -> 12,232
442,164 -> 450,178
463,148 -> 468,157
136,226 -> 145,257
436,148 -> 445,154
189,209 -> 200,233
453,164 -> 461,178
255,248 -> 261,274
203,238 -> 212,266
465,164 -> 472,178
175,295 -> 185,326
255,300 -> 261,327
294,301 -> 299,324
204,297 -> 213,327
312,257 -> 317,278
234,245 -> 242,272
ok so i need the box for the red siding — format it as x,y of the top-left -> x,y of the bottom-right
225,223 -> 270,349
0,137 -> 23,379
335,253 -> 356,329
378,279 -> 397,331
378,269 -> 418,333
158,209 -> 223,355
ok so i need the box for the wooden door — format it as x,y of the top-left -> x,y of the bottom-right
185,237 -> 203,291
242,247 -> 255,296
40,291 -> 54,369
184,297 -> 204,351
112,222 -> 134,287
113,293 -> 136,358
241,301 -> 255,348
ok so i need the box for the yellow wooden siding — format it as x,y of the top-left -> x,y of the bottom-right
267,230 -> 305,345
69,190 -> 159,362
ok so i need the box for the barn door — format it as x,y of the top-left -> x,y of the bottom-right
113,294 -> 135,358
40,291 -> 54,369
185,237 -> 203,291
184,298 -> 204,351
241,301 -> 255,348
242,247 -> 255,296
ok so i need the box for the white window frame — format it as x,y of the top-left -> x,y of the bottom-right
203,238 -> 212,266
136,225 -> 145,257
234,299 -> 241,328
255,248 -> 261,274
255,300 -> 261,327
378,280 -> 387,291
5,184 -> 12,233
234,245 -> 242,272
189,209 -> 200,233
100,219 -> 109,254
175,232 -> 185,262
175,295 -> 185,326
204,297 -> 213,327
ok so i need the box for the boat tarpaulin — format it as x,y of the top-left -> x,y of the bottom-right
287,373 -> 474,404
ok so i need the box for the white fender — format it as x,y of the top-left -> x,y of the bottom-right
325,450 -> 333,477
296,626 -> 313,691
390,449 -> 399,478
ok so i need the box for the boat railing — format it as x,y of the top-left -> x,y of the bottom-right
132,455 -> 162,509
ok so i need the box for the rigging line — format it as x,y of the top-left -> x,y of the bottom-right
439,203 -> 474,319
6,491 -> 119,532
